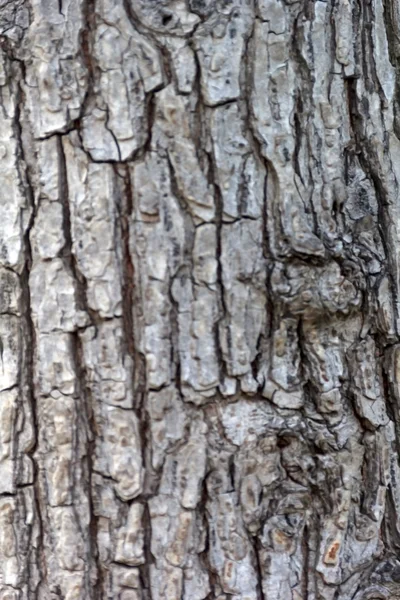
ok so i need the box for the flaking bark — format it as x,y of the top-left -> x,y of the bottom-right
0,0 -> 399,598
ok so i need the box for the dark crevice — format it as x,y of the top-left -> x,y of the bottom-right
14,64 -> 45,598
204,149 -> 229,386
58,136 -> 102,598
253,536 -> 266,600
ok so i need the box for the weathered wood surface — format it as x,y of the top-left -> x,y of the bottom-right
0,0 -> 400,598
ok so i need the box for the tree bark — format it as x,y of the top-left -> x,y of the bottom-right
0,0 -> 399,598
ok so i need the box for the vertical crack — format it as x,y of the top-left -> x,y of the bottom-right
58,136 -> 101,598
14,66 -> 44,597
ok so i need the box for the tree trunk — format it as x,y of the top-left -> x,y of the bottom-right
1,0 -> 400,598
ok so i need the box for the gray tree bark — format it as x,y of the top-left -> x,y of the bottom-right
0,0 -> 399,598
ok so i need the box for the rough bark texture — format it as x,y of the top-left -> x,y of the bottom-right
1,0 -> 400,598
